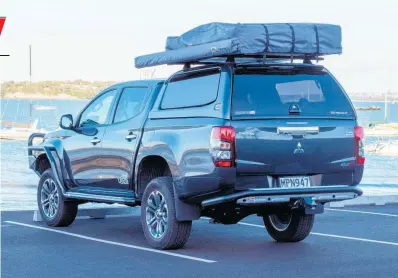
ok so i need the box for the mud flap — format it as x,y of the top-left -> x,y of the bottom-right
173,186 -> 201,221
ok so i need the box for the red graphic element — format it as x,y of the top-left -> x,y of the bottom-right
0,17 -> 6,36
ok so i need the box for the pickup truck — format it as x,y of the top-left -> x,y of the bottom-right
28,61 -> 364,250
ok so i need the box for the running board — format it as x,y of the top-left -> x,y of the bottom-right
64,191 -> 136,205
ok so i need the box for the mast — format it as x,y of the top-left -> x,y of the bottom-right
384,90 -> 388,123
29,45 -> 32,83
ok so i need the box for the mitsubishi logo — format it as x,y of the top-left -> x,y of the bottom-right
294,142 -> 304,154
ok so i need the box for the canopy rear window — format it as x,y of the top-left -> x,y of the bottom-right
232,69 -> 354,119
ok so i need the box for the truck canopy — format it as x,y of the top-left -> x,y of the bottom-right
135,22 -> 342,68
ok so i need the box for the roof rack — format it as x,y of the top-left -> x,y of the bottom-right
176,53 -> 324,69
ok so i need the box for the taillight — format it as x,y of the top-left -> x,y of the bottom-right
210,126 -> 235,167
354,126 -> 365,164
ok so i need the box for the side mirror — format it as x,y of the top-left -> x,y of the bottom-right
59,114 -> 74,130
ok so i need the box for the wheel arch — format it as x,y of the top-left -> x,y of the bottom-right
135,154 -> 201,221
34,153 -> 51,174
135,155 -> 173,198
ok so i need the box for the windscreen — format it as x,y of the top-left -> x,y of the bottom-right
232,69 -> 354,119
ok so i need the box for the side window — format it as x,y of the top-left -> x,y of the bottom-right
113,87 -> 149,123
161,69 -> 220,109
79,89 -> 117,127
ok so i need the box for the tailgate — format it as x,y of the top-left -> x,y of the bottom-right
233,119 -> 356,176
231,66 -> 360,187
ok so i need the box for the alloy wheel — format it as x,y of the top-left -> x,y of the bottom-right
145,190 -> 168,239
41,178 -> 59,219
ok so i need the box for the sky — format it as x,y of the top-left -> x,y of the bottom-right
0,0 -> 397,94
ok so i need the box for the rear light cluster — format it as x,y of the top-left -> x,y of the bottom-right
210,126 -> 235,167
354,126 -> 365,165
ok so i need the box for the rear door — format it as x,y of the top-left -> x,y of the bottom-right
231,66 -> 357,186
99,86 -> 152,189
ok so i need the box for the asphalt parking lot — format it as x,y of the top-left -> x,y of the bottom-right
2,205 -> 398,278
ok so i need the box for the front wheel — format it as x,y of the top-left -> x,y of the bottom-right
263,211 -> 314,242
141,177 -> 192,250
37,169 -> 78,227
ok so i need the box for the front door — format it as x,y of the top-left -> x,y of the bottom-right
62,89 -> 119,186
100,86 -> 151,189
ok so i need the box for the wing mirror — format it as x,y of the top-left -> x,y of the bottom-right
59,114 -> 74,130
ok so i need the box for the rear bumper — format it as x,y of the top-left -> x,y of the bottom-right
201,186 -> 363,207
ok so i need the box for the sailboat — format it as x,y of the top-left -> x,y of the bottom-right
34,104 -> 56,111
1,118 -> 47,140
1,99 -> 52,140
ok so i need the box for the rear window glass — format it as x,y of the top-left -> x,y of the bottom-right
161,70 -> 220,109
113,87 -> 149,123
232,70 -> 354,118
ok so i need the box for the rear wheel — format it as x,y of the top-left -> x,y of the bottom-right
141,177 -> 192,250
37,169 -> 78,227
263,210 -> 314,242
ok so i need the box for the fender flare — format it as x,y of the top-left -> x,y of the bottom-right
28,134 -> 74,195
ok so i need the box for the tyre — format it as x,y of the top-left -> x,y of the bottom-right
141,177 -> 192,250
263,210 -> 314,242
37,169 -> 78,227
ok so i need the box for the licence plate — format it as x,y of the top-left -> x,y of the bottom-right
279,176 -> 311,188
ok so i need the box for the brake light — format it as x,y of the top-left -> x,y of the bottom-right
210,126 -> 235,167
354,126 -> 365,164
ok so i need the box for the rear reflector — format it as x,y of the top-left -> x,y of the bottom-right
214,161 -> 232,167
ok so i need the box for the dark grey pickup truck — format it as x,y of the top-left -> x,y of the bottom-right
28,60 -> 364,250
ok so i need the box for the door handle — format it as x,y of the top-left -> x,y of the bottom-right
125,134 -> 137,141
90,138 -> 101,145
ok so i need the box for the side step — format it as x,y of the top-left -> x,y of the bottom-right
64,187 -> 137,205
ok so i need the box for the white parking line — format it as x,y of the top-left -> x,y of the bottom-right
325,208 -> 398,218
310,232 -> 398,246
4,221 -> 216,264
235,221 -> 398,246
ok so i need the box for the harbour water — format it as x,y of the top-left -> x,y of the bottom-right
1,98 -> 398,210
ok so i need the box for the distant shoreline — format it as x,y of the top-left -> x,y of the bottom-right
2,92 -> 88,100
1,81 -> 116,100
1,93 -> 396,102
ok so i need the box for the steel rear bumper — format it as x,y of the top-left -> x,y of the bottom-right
201,186 -> 363,207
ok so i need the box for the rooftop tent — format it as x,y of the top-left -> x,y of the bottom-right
134,22 -> 342,68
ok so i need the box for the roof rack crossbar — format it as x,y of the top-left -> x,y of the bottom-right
168,53 -> 323,67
